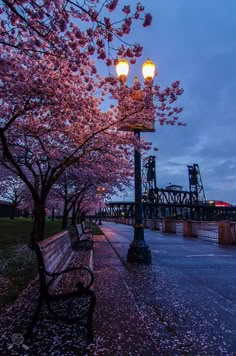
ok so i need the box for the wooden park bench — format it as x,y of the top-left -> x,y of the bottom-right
28,230 -> 96,342
75,223 -> 93,249
82,221 -> 93,235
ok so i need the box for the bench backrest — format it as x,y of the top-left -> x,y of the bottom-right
75,224 -> 83,238
35,230 -> 72,293
82,222 -> 88,233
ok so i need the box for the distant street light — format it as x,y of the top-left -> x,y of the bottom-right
96,186 -> 106,225
116,58 -> 156,264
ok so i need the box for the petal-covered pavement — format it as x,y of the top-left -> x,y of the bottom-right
89,222 -> 236,355
0,222 -> 236,355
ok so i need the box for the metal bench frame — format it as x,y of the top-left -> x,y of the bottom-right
75,223 -> 93,249
28,230 -> 96,342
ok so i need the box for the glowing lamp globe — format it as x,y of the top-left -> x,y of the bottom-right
116,59 -> 129,83
142,59 -> 156,80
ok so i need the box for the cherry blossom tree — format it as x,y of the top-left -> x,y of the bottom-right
0,1 -> 185,244
51,143 -> 134,228
0,53 -> 184,244
0,1 -> 151,63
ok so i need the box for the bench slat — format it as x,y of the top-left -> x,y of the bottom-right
40,232 -> 72,275
38,230 -> 69,248
42,237 -> 70,264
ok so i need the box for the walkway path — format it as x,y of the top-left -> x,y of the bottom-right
89,221 -> 236,354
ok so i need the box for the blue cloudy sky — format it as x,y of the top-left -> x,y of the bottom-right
109,0 -> 236,204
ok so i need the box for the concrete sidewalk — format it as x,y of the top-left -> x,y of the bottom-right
89,221 -> 236,355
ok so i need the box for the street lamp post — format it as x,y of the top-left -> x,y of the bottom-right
98,202 -> 102,225
116,58 -> 156,264
96,186 -> 106,226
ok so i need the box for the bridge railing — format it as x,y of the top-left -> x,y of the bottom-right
101,217 -> 236,245
191,221 -> 218,243
162,219 -> 236,244
230,222 -> 236,240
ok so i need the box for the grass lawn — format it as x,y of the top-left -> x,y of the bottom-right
0,218 -> 103,311
85,221 -> 104,235
0,218 -> 62,311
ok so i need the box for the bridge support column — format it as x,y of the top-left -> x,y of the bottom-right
157,220 -> 161,231
218,221 -> 234,244
183,220 -> 192,237
151,219 -> 157,230
163,218 -> 173,233
144,219 -> 148,228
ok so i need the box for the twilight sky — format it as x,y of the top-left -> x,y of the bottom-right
109,0 -> 236,204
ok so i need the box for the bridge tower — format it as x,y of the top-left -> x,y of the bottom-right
187,163 -> 206,204
143,156 -> 157,202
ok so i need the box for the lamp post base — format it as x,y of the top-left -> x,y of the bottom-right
127,243 -> 152,264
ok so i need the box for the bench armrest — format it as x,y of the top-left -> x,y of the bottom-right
46,265 -> 94,289
84,228 -> 93,234
77,233 -> 93,242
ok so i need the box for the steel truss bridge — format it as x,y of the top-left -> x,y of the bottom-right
98,159 -> 236,222
101,188 -> 236,221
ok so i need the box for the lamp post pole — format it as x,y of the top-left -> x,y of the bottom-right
116,58 -> 156,264
126,128 -> 151,263
96,186 -> 106,226
98,202 -> 102,225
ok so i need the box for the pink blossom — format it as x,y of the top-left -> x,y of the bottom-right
96,39 -> 104,48
137,5 -> 145,12
143,13 -> 152,27
98,50 -> 106,59
59,20 -> 66,32
89,9 -> 98,21
125,48 -> 133,58
88,45 -> 95,55
87,28 -> 94,37
122,6 -> 131,14
34,39 -> 41,47
75,30 -> 82,38
104,17 -> 111,28
107,32 -> 113,42
70,65 -> 77,72
69,42 -> 76,50
106,58 -> 112,66
117,45 -> 125,56
106,0 -> 118,12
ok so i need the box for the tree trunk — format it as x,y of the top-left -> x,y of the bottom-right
30,201 -> 46,245
62,200 -> 68,229
10,203 -> 17,220
81,210 -> 85,222
71,202 -> 76,226
76,209 -> 82,224
51,207 -> 55,221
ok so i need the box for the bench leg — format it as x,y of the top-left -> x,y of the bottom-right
25,295 -> 43,340
46,299 -> 59,318
85,290 -> 96,343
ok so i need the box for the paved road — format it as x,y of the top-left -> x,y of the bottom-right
91,221 -> 236,355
